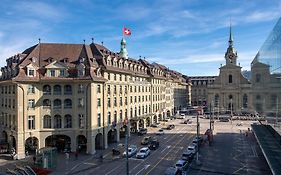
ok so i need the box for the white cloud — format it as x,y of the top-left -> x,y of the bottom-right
245,11 -> 281,23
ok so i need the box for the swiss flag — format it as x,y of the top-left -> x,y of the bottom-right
123,27 -> 131,36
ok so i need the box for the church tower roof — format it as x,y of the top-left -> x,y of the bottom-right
119,38 -> 128,59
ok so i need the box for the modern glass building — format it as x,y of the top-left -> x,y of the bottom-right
252,17 -> 281,74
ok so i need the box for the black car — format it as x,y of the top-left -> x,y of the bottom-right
138,128 -> 147,135
148,139 -> 159,150
141,136 -> 152,145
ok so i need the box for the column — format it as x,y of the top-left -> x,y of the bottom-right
71,135 -> 76,152
116,127 -> 120,142
104,128 -> 108,149
16,133 -> 25,159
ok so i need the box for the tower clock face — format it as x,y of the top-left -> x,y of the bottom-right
228,54 -> 235,60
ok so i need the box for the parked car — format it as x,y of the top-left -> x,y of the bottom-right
182,151 -> 194,162
123,145 -> 137,157
177,114 -> 185,119
187,145 -> 196,154
141,136 -> 152,145
136,147 -> 150,159
175,159 -> 189,171
156,129 -> 165,135
164,166 -> 181,175
138,128 -> 147,135
192,137 -> 202,146
219,118 -> 229,122
148,139 -> 159,150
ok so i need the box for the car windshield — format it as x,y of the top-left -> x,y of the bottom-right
140,149 -> 146,153
128,148 -> 132,152
176,164 -> 183,167
188,147 -> 193,150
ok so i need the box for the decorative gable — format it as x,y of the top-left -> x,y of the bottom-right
45,61 -> 68,77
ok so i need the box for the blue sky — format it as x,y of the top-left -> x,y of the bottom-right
0,0 -> 280,76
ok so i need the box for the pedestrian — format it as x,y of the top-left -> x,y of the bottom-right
75,151 -> 78,160
33,156 -> 36,165
100,153 -> 103,162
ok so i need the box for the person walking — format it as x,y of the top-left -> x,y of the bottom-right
33,156 -> 36,165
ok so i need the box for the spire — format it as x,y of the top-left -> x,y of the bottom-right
228,21 -> 233,47
119,38 -> 128,59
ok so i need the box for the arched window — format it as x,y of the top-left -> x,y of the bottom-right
256,74 -> 261,83
114,111 -> 117,123
43,99 -> 51,109
53,99 -> 61,109
64,114 -> 72,128
243,94 -> 248,108
135,107 -> 137,117
229,75 -> 233,83
54,115 -> 62,128
54,85 -> 61,95
43,85 -> 51,95
64,99 -> 72,109
64,85 -> 72,95
43,115 -> 51,128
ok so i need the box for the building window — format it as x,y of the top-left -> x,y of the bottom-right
28,115 -> 35,129
60,69 -> 65,77
125,97 -> 128,105
78,98 -> 84,108
64,85 -> 72,95
28,85 -> 35,94
54,115 -> 62,128
53,85 -> 62,95
28,69 -> 35,77
64,114 -> 72,128
215,94 -> 219,107
114,97 -> 117,107
120,110 -> 123,122
114,74 -> 117,81
120,86 -> 122,94
97,85 -> 101,93
229,75 -> 233,83
78,84 -> 84,94
271,94 -> 277,108
28,99 -> 35,109
130,96 -> 132,103
107,112 -> 111,125
43,115 -> 52,128
97,113 -> 101,127
256,74 -> 261,83
243,94 -> 248,108
120,97 -> 122,106
50,70 -> 56,77
256,95 -> 261,100
53,99 -> 62,109
107,85 -> 111,94
97,98 -> 101,107
64,99 -> 72,109
108,73 -> 110,80
108,98 -> 111,107
43,99 -> 51,109
43,85 -> 51,95
114,111 -> 117,123
114,85 -> 117,94
79,114 -> 85,128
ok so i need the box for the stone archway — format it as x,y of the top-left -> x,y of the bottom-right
107,129 -> 117,145
120,126 -> 126,138
2,131 -> 8,143
153,115 -> 157,123
146,117 -> 151,126
45,135 -> 71,153
139,119 -> 144,128
167,110 -> 171,118
25,137 -> 39,155
95,133 -> 103,150
77,135 -> 87,153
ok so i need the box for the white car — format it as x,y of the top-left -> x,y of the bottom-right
136,147 -> 150,159
123,145 -> 138,157
175,159 -> 189,171
187,145 -> 196,154
156,129 -> 164,135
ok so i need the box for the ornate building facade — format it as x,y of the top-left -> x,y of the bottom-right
191,22 -> 281,117
0,39 -> 191,158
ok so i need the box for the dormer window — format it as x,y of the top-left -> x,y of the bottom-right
60,70 -> 65,77
50,70 -> 55,77
28,69 -> 35,77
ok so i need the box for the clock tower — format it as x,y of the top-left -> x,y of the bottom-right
225,25 -> 238,65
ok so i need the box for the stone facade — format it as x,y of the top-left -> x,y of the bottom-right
0,39 -> 191,158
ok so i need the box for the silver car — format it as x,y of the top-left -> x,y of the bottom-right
123,145 -> 137,157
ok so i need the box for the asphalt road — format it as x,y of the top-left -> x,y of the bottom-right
74,118 -> 197,175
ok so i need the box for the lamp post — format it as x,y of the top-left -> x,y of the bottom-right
124,117 -> 129,175
230,98 -> 233,124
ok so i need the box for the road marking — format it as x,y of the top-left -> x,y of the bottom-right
105,165 -> 121,175
135,165 -> 151,175
161,145 -> 171,153
145,134 -> 193,175
83,162 -> 97,166
129,158 -> 145,161
66,155 -> 95,174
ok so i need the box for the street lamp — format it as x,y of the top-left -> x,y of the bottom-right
230,98 -> 233,124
